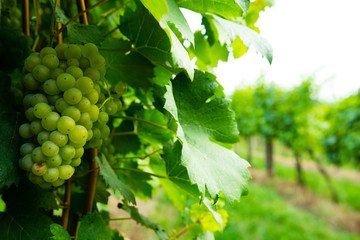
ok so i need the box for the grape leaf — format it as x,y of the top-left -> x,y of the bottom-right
95,155 -> 136,204
164,70 -> 251,203
0,73 -> 20,190
0,182 -> 56,239
49,224 -> 71,240
53,3 -> 106,44
100,38 -> 155,88
77,213 -> 111,240
175,0 -> 249,19
209,15 -> 273,64
136,109 -> 175,145
139,0 -> 169,21
121,202 -> 169,240
119,1 -> 194,79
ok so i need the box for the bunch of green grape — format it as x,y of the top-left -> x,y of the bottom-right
18,43 -> 110,188
0,0 -> 21,28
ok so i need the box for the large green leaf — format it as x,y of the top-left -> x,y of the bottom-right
164,70 -> 251,203
209,15 -> 273,63
95,155 -> 136,204
0,73 -> 20,190
100,38 -> 155,88
119,1 -> 194,79
175,0 -> 249,19
77,213 -> 112,240
0,182 -> 57,239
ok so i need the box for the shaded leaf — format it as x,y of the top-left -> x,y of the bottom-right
95,155 -> 136,204
100,38 -> 154,88
77,213 -> 111,240
119,1 -> 193,79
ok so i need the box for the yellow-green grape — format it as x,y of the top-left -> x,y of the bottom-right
19,154 -> 34,171
31,93 -> 48,106
41,141 -> 59,157
40,47 -> 57,58
49,131 -> 68,147
31,146 -> 46,163
64,44 -> 81,59
66,66 -> 83,79
58,165 -> 75,180
20,143 -> 35,156
55,98 -> 69,113
32,64 -> 50,82
33,102 -> 52,119
30,120 -> 43,135
59,145 -> 76,161
42,167 -> 60,183
23,73 -> 39,90
46,154 -> 62,167
23,94 -> 34,109
37,131 -> 50,145
32,162 -> 49,176
69,125 -> 88,145
19,123 -> 33,138
63,88 -> 82,105
56,73 -> 76,91
42,54 -> 59,69
25,107 -> 36,121
41,112 -> 60,131
57,116 -> 76,134
55,43 -> 69,59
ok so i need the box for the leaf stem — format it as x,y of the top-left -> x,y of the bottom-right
115,167 -> 168,179
109,217 -> 132,221
103,25 -> 121,39
115,149 -> 161,160
112,131 -> 136,136
99,48 -> 133,52
174,221 -> 200,239
110,116 -> 170,131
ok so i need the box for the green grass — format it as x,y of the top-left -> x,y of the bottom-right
236,145 -> 360,211
215,183 -> 359,240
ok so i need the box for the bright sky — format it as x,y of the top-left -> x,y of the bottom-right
183,0 -> 360,101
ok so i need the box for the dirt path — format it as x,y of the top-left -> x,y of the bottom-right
250,169 -> 360,234
250,150 -> 360,183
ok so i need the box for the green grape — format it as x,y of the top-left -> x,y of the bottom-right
84,68 -> 100,82
104,99 -> 118,115
23,73 -> 39,90
79,57 -> 90,69
37,130 -> 50,144
49,68 -> 64,80
86,128 -> 93,141
98,92 -> 106,104
56,73 -> 76,91
20,143 -> 35,156
52,178 -> 65,187
62,106 -> 81,122
94,84 -> 101,94
31,93 -> 48,106
28,172 -> 45,184
24,54 -> 41,72
42,167 -> 59,183
58,165 -> 75,180
67,58 -> 80,67
71,158 -> 81,167
76,97 -> 91,112
59,61 -> 67,70
32,64 -> 50,82
33,102 -> 52,119
69,125 -> 88,145
57,116 -> 76,134
32,162 -> 49,176
43,79 -> 60,95
92,127 -> 101,140
55,43 -> 68,59
19,123 -> 33,138
45,154 -> 62,167
55,98 -> 69,112
49,130 -> 68,147
30,120 -> 43,134
41,111 -> 60,131
38,182 -> 52,189
89,54 -> 105,69
100,125 -> 110,139
31,146 -> 46,163
41,141 -> 59,157
111,82 -> 127,97
98,111 -> 109,124
40,47 -> 57,58
74,147 -> 84,158
82,43 -> 98,58
84,89 -> 99,105
59,145 -> 76,161
66,66 -> 83,79
47,94 -> 61,105
23,94 -> 34,109
98,66 -> 106,78
64,44 -> 81,59
63,88 -> 83,105
77,112 -> 92,129
25,107 -> 35,121
113,98 -> 122,112
75,76 -> 94,94
42,54 -> 59,69
19,154 -> 34,171
88,105 -> 99,121
69,140 -> 85,148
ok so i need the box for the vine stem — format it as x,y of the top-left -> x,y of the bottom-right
56,0 -> 63,44
174,221 -> 200,239
61,178 -> 72,230
83,148 -> 99,214
57,0 -> 107,34
21,0 -> 30,36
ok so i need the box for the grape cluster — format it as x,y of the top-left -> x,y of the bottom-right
0,0 -> 21,29
18,43 -> 110,188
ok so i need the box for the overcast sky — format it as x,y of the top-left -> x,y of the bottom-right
183,0 -> 360,101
